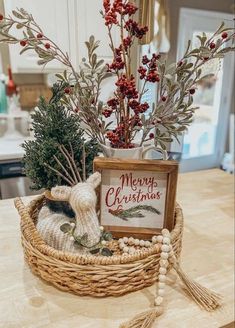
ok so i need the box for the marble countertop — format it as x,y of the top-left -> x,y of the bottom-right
0,169 -> 234,327
0,137 -> 32,161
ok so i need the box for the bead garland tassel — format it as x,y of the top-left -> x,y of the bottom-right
120,229 -> 222,328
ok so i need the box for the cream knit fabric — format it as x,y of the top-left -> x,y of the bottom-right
37,206 -> 80,253
36,172 -> 101,252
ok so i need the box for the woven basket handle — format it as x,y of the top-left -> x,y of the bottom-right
14,197 -> 29,222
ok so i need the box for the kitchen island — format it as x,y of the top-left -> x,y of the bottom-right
0,169 -> 234,328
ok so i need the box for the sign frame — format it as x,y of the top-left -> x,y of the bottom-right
94,157 -> 178,239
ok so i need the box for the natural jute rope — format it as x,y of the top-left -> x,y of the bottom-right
120,229 -> 222,328
15,195 -> 183,297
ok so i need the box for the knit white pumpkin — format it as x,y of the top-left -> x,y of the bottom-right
37,172 -> 101,252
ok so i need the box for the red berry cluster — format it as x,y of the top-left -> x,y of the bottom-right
104,99 -> 116,117
106,126 -> 125,148
107,98 -> 119,109
103,0 -> 138,25
108,47 -> 125,71
123,36 -> 132,50
106,115 -> 140,148
123,2 -> 138,15
115,75 -> 138,99
138,53 -> 161,83
129,99 -> 149,114
124,19 -> 148,39
103,108 -> 113,118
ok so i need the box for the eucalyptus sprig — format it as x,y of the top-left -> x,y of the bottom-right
60,222 -> 113,256
140,22 -> 235,149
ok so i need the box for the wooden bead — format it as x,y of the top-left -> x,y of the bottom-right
101,240 -> 107,246
145,241 -> 151,247
159,274 -> 167,282
154,296 -> 163,306
123,237 -> 128,243
152,235 -> 158,244
128,237 -> 135,245
161,228 -> 170,237
100,226 -> 104,231
160,252 -> 169,260
119,243 -> 125,250
162,237 -> 170,245
159,267 -> 167,275
128,247 -> 135,254
70,222 -> 75,228
156,235 -> 163,243
139,240 -> 145,247
158,282 -> 165,288
134,239 -> 140,246
158,288 -> 165,296
161,244 -> 170,252
159,259 -> 169,267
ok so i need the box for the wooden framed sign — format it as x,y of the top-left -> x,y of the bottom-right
94,157 -> 178,239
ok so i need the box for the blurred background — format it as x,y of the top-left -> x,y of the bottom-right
0,0 -> 234,198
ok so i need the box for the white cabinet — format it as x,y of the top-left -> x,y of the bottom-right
69,0 -> 119,100
4,0 -> 72,73
4,0 -> 118,73
71,0 -> 117,66
4,0 -> 120,99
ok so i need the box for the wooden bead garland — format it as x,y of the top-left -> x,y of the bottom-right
118,229 -> 172,307
154,229 -> 171,306
118,233 -> 163,254
120,227 -> 222,328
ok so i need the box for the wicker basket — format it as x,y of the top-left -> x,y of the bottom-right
15,195 -> 184,297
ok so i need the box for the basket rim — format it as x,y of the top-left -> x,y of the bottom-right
15,195 -> 183,266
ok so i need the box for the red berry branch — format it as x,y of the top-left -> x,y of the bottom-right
101,1 -> 235,149
0,3 -> 234,150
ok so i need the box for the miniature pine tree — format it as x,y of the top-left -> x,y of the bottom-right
22,82 -> 99,190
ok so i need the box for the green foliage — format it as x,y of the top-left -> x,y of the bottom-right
110,205 -> 161,220
22,83 -> 99,190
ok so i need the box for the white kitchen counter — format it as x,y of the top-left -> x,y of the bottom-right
0,137 -> 32,161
